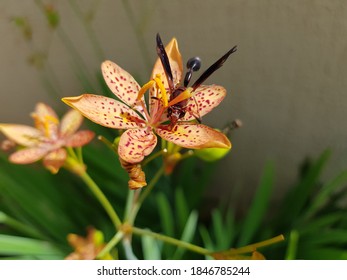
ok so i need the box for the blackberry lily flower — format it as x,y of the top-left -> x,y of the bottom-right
62,38 -> 231,164
0,103 -> 94,173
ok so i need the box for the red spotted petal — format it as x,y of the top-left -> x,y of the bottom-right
60,109 -> 83,137
156,124 -> 231,149
65,130 -> 95,147
9,146 -> 50,164
62,94 -> 145,129
150,38 -> 183,115
118,128 -> 157,163
43,148 -> 67,174
101,60 -> 146,116
183,85 -> 226,121
0,124 -> 43,147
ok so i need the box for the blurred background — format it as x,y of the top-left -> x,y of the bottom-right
2,0 -> 347,206
1,0 -> 347,259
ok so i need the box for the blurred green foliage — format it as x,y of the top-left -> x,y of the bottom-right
1,148 -> 347,259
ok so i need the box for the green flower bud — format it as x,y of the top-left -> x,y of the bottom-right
195,147 -> 230,162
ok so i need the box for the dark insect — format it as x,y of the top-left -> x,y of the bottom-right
156,33 -> 237,128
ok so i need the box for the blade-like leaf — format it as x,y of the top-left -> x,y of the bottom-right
175,188 -> 189,234
238,161 -> 275,246
172,211 -> 198,259
141,232 -> 162,260
0,234 -> 64,258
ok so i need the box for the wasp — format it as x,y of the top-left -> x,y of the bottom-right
155,33 -> 237,129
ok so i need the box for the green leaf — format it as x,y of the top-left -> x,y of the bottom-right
305,170 -> 347,218
141,232 -> 162,260
276,150 -> 331,230
238,161 -> 275,246
301,229 -> 347,246
0,234 -> 64,258
299,247 -> 347,260
199,226 -> 214,260
175,188 -> 189,234
211,209 -> 228,250
156,193 -> 174,237
285,230 -> 299,260
172,211 -> 198,259
298,212 -> 346,234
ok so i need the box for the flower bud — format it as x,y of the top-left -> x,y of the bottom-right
194,147 -> 230,162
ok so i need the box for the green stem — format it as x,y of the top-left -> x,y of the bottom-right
285,231 -> 299,260
121,0 -> 152,74
75,146 -> 83,162
233,234 -> 285,255
79,171 -> 122,229
68,0 -> 105,61
97,230 -> 124,259
141,149 -> 167,167
65,149 -> 121,229
126,167 -> 164,225
132,226 -> 210,256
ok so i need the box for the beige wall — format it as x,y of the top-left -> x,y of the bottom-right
1,1 -> 347,206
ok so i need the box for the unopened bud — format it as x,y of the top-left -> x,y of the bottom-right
194,146 -> 230,162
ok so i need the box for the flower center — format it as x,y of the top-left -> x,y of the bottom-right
32,113 -> 59,139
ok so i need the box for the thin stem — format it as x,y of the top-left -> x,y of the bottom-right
68,0 -> 105,61
126,167 -> 164,225
79,171 -> 122,229
285,231 -> 299,260
141,149 -> 167,167
132,226 -> 210,256
57,28 -> 97,91
138,166 -> 164,206
97,230 -> 124,259
233,234 -> 285,255
75,146 -> 83,162
65,149 -> 121,230
97,135 -> 116,152
120,0 -> 153,73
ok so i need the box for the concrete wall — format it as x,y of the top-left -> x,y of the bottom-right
1,0 -> 347,207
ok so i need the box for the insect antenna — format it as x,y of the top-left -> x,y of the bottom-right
191,45 -> 237,91
184,57 -> 202,87
156,33 -> 175,92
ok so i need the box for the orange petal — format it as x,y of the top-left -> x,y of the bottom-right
31,103 -> 59,138
9,146 -> 49,164
43,148 -> 67,174
65,130 -> 95,147
156,124 -> 231,149
62,94 -> 144,129
183,85 -> 227,121
151,37 -> 183,84
60,109 -> 83,137
150,38 -> 183,114
118,128 -> 157,163
101,60 -> 146,116
0,124 -> 42,147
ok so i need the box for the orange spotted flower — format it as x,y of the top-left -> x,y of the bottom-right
62,37 -> 231,164
0,103 -> 94,173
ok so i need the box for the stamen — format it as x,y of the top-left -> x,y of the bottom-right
137,80 -> 156,101
168,88 -> 192,107
31,113 -> 58,138
153,74 -> 168,107
43,115 -> 58,137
